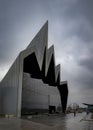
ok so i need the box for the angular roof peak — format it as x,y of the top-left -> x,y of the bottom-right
26,21 -> 48,70
27,20 -> 48,49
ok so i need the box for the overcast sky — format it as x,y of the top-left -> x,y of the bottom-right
0,0 -> 93,107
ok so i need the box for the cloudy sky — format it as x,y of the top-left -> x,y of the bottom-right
0,0 -> 93,107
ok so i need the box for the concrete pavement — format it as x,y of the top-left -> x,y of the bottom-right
0,112 -> 93,130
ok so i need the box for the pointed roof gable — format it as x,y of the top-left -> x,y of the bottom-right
27,21 -> 48,70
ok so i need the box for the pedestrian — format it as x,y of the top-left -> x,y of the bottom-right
86,109 -> 89,115
74,110 -> 76,117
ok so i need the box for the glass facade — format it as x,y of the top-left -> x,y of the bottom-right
22,73 -> 61,113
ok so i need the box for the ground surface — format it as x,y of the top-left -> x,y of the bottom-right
0,112 -> 93,130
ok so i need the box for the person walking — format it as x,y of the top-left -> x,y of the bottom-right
74,110 -> 76,117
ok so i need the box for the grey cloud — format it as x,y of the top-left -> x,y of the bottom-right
78,57 -> 93,71
63,0 -> 93,23
60,0 -> 93,43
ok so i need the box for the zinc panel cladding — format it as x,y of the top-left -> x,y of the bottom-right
0,56 -> 20,115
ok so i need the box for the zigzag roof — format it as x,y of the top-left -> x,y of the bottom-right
1,21 -> 67,87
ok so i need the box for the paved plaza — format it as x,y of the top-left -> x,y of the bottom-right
0,112 -> 93,130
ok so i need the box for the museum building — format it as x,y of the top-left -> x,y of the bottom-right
0,21 -> 68,117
